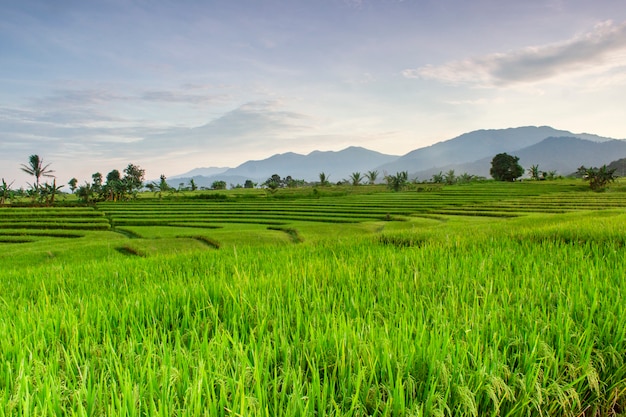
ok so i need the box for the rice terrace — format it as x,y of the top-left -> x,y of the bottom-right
1,179 -> 626,416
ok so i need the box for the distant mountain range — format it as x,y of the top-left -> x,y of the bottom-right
168,126 -> 626,187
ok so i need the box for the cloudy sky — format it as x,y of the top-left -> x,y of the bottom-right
2,0 -> 626,186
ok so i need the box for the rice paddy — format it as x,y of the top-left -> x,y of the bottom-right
1,180 -> 625,416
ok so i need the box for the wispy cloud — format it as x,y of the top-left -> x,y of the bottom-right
404,20 -> 626,87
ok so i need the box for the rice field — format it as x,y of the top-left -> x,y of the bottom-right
1,180 -> 625,416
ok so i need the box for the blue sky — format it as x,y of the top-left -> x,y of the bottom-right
2,0 -> 626,186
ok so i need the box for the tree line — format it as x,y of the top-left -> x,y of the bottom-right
1,153 -> 619,205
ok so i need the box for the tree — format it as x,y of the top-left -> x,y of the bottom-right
123,163 -> 145,198
211,180 -> 227,190
444,169 -> 456,185
76,183 -> 94,203
490,153 -> 524,182
20,154 -> 54,191
152,174 -> 174,199
528,164 -> 540,180
68,177 -> 78,193
244,179 -> 256,189
365,170 -> 379,185
105,169 -> 124,201
318,172 -> 330,187
38,179 -> 63,206
577,165 -> 616,191
431,172 -> 444,184
0,178 -> 14,205
189,178 -> 198,191
263,174 -> 282,191
386,171 -> 408,192
350,172 -> 363,186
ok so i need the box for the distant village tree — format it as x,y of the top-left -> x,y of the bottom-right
577,165 -> 616,191
490,153 -> 524,182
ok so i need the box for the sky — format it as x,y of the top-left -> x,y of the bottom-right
2,0 -> 626,187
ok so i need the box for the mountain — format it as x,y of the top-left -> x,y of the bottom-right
168,126 -> 624,188
220,146 -> 399,183
164,146 -> 399,188
414,136 -> 626,179
170,166 -> 229,178
376,126 -> 616,175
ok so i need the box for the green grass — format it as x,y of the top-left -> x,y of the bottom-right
1,181 -> 625,416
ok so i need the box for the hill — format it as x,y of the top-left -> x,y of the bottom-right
171,126 -> 624,187
417,137 -> 626,179
377,126 -> 617,176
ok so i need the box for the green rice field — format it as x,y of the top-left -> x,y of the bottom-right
1,180 -> 625,416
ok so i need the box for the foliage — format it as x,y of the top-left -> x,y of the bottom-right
577,165 -> 617,191
148,174 -> 175,200
244,179 -> 256,189
490,153 -> 524,182
68,177 -> 78,193
386,171 -> 409,191
189,178 -> 198,191
211,180 -> 227,190
123,163 -> 146,197
20,154 -> 55,191
318,172 -> 330,186
444,169 -> 456,185
349,172 -> 362,186
431,171 -> 444,183
0,178 -> 15,204
528,164 -> 540,180
365,170 -> 379,185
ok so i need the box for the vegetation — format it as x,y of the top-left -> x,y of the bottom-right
577,165 -> 617,191
490,153 -> 524,182
386,171 -> 409,191
1,180 -> 626,416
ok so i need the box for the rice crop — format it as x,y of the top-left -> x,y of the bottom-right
1,181 -> 625,415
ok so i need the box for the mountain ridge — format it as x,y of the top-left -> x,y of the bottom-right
168,127 -> 625,187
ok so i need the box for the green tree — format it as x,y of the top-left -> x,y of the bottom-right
189,178 -> 198,191
244,179 -> 256,189
38,179 -> 63,206
444,169 -> 456,185
318,172 -> 330,187
263,174 -> 282,191
104,169 -> 124,201
490,153 -> 524,182
152,174 -> 174,199
386,171 -> 408,192
123,163 -> 145,198
528,164 -> 540,180
577,165 -> 616,191
431,172 -> 444,184
68,177 -> 78,193
211,180 -> 227,190
365,170 -> 379,185
0,178 -> 15,205
350,172 -> 363,186
76,183 -> 94,203
20,154 -> 54,191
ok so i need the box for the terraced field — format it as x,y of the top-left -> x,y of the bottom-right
2,181 -> 625,263
1,180 -> 626,416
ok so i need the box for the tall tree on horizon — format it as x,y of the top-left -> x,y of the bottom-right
20,154 -> 55,190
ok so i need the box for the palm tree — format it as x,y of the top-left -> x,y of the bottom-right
365,170 -> 379,185
20,154 -> 54,190
350,172 -> 363,186
319,172 -> 330,186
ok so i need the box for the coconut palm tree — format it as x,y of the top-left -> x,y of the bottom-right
365,170 -> 379,184
20,154 -> 54,191
350,172 -> 363,186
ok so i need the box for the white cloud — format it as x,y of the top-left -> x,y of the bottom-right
404,20 -> 626,87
